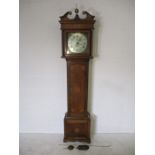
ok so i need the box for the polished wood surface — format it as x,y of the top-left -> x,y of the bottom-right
59,9 -> 95,143
67,61 -> 88,115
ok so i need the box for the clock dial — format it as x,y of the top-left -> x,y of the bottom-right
68,33 -> 87,53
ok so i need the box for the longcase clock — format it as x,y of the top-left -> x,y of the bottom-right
59,9 -> 95,143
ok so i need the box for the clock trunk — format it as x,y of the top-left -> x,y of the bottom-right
64,60 -> 90,142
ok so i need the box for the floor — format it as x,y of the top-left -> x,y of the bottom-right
19,133 -> 134,155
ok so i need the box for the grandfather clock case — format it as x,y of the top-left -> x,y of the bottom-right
59,9 -> 95,143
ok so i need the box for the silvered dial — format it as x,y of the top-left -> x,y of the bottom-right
68,33 -> 87,53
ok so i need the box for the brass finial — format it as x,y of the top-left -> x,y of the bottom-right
75,8 -> 79,14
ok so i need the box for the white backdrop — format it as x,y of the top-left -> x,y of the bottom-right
19,0 -> 134,133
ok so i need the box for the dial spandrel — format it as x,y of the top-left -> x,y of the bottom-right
68,33 -> 87,53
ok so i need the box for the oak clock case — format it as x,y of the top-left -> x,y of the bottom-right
59,9 -> 95,143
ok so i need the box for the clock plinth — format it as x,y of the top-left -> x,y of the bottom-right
64,113 -> 90,143
59,9 -> 95,143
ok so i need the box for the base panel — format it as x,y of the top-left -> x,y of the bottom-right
64,114 -> 91,143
